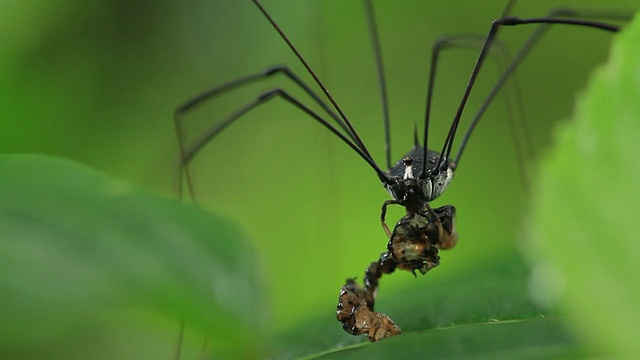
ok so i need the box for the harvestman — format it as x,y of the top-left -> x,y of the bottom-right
174,0 -> 626,344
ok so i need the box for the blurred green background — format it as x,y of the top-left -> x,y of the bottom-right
1,0 -> 636,351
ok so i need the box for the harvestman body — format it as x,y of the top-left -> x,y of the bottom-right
175,0 -> 625,344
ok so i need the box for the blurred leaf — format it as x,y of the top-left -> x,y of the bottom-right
0,154 -> 265,359
529,12 -> 640,360
314,318 -> 577,360
270,250 -> 582,359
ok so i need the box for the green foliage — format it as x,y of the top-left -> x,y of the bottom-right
0,154 -> 577,358
529,13 -> 640,359
1,1 -> 639,359
0,155 -> 265,359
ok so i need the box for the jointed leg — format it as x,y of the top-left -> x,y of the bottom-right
440,11 -> 622,176
174,65 -> 358,200
452,10 -> 626,168
380,200 -> 400,237
176,87 -> 389,202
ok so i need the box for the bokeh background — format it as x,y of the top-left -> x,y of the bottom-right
1,0 -> 636,345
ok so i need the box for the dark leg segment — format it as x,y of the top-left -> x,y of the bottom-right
380,200 -> 400,237
455,9 -> 628,171
439,13 -> 621,172
176,88 -> 390,201
174,65 -> 364,200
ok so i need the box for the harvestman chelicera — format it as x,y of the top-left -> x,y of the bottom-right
174,0 -> 627,344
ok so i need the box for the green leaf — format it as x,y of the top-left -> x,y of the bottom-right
528,13 -> 640,360
0,154 -> 265,359
313,318 -> 579,360
270,250 -> 581,359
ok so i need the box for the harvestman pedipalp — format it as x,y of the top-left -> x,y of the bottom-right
173,0 -> 628,345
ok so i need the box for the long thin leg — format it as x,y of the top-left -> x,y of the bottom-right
364,0 -> 392,171
437,15 -> 622,171
178,88 -> 391,201
453,9 -> 630,169
173,317 -> 184,360
421,0 -> 517,176
253,0 -> 377,166
419,34 -> 526,180
174,65 -> 362,200
175,65 -> 354,146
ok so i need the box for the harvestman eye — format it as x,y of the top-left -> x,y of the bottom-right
174,0 -> 628,347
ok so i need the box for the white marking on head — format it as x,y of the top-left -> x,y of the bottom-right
403,163 -> 414,180
444,167 -> 454,189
